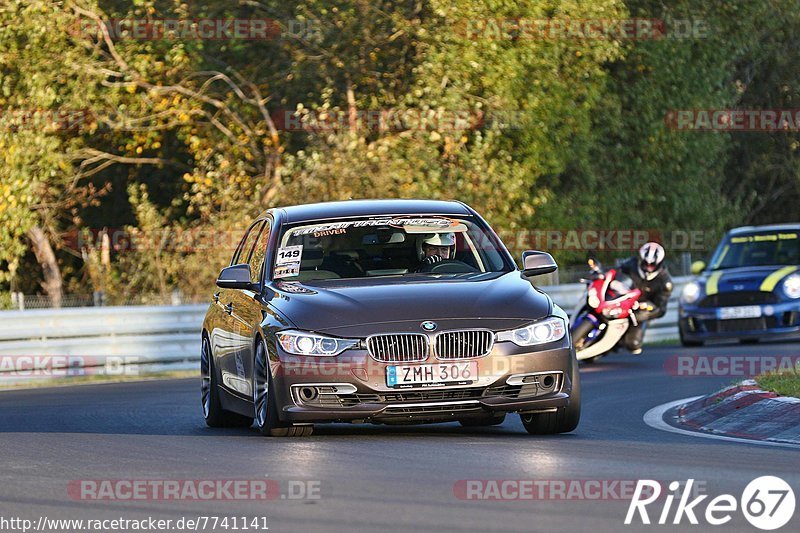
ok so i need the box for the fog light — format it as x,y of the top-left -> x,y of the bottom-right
298,387 -> 318,402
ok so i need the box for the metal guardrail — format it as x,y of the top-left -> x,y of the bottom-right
0,305 -> 206,364
0,277 -> 690,372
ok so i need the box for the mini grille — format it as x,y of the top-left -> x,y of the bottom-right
367,334 -> 429,362
435,330 -> 494,359
698,291 -> 778,308
705,317 -> 776,333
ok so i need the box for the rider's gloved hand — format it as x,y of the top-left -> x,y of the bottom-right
422,255 -> 443,266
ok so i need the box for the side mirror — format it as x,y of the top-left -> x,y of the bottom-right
522,250 -> 558,277
691,260 -> 706,275
216,264 -> 258,290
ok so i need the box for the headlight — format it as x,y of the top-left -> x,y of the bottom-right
782,274 -> 800,299
681,281 -> 701,305
496,317 -> 566,346
276,330 -> 359,356
587,287 -> 600,309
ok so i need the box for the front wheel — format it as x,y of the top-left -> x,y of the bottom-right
571,316 -> 603,362
201,336 -> 253,428
253,340 -> 313,437
520,364 -> 580,435
570,316 -> 596,351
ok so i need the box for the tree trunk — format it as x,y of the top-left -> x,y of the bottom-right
27,226 -> 63,308
346,78 -> 357,134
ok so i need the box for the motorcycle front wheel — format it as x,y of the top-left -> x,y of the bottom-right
571,317 -> 603,363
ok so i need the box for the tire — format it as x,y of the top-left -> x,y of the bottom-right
253,339 -> 313,437
520,363 -> 580,435
570,317 -> 596,351
679,328 -> 704,347
201,336 -> 253,428
572,318 -> 602,363
459,414 -> 506,427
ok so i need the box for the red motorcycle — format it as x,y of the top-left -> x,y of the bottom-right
569,259 -> 645,362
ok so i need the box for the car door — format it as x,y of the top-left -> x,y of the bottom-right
214,220 -> 265,398
229,218 -> 273,392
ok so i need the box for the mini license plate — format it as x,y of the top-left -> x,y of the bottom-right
717,306 -> 762,320
386,362 -> 478,388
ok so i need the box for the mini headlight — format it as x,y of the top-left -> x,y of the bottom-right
782,274 -> 800,299
496,317 -> 566,347
277,330 -> 359,356
681,281 -> 701,305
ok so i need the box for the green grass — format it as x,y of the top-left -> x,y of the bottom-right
757,366 -> 800,398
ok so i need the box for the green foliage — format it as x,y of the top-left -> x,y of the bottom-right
1,0 -> 797,299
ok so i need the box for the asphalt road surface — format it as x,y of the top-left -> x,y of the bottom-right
1,342 -> 798,533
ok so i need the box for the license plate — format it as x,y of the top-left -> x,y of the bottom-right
718,306 -> 762,320
386,362 -> 478,388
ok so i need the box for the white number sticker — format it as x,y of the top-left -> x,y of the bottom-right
276,245 -> 303,266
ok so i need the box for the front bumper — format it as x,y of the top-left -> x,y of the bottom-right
679,301 -> 800,342
270,341 -> 576,424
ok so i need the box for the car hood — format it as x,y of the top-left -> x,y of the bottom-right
697,265 -> 798,293
266,272 -> 553,335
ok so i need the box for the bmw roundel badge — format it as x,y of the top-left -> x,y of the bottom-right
421,321 -> 438,332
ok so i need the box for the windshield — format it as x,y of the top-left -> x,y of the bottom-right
708,231 -> 800,270
271,215 -> 512,281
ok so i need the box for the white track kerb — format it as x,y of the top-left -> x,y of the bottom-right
643,397 -> 800,450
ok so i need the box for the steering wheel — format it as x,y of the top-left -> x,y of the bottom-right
418,259 -> 477,274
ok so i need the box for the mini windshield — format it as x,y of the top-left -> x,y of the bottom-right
709,231 -> 800,269
272,215 -> 512,281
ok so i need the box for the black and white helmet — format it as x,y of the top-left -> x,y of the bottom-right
638,242 -> 665,281
416,232 -> 456,260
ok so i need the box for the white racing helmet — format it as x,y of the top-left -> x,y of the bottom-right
416,232 -> 456,260
638,242 -> 666,281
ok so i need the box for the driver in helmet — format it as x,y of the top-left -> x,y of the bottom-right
618,242 -> 673,354
416,232 -> 456,270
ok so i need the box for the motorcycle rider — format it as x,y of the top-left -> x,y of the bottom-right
618,242 -> 673,354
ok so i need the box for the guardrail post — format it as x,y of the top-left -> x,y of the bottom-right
11,292 -> 25,311
93,291 -> 105,307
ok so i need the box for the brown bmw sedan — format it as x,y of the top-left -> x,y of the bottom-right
201,199 -> 580,436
